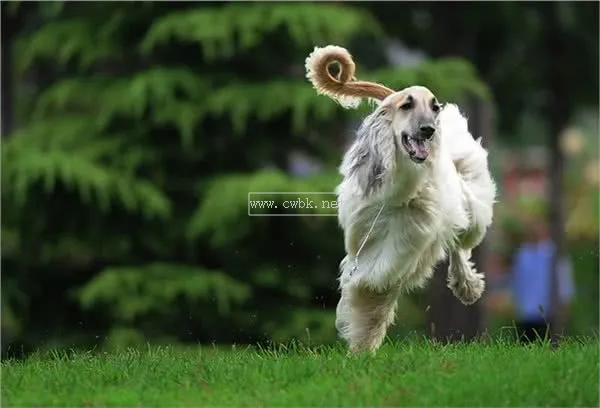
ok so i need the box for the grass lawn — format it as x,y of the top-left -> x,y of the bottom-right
2,339 -> 598,407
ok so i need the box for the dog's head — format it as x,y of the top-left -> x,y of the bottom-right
377,86 -> 442,164
343,86 -> 445,198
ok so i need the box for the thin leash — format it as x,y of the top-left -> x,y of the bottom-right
351,203 -> 385,276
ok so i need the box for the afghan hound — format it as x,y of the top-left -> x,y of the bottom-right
305,45 -> 497,352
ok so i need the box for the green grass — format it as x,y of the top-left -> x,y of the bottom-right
2,339 -> 598,407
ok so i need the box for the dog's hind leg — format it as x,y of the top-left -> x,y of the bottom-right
447,249 -> 485,305
336,284 -> 398,353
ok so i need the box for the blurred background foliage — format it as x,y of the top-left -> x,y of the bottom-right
1,2 -> 598,354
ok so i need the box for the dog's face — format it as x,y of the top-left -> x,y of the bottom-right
381,86 -> 442,164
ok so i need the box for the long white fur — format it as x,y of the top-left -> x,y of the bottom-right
334,97 -> 497,353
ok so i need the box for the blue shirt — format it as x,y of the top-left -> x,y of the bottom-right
510,239 -> 575,321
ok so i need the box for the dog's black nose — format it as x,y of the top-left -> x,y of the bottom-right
419,124 -> 436,139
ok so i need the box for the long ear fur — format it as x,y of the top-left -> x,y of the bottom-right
305,45 -> 395,109
341,111 -> 396,198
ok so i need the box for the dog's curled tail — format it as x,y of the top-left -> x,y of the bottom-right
305,45 -> 395,109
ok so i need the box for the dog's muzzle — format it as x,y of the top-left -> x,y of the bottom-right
401,132 -> 433,164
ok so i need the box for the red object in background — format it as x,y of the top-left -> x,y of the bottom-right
502,166 -> 547,202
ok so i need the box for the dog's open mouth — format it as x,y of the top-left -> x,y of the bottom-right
401,132 -> 430,163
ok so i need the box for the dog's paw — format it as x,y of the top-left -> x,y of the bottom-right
448,272 -> 485,305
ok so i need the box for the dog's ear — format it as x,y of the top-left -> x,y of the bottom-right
344,113 -> 396,198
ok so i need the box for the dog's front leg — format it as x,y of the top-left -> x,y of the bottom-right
336,283 -> 399,353
447,249 -> 485,305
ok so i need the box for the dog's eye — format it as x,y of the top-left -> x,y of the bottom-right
432,103 -> 441,113
400,102 -> 413,111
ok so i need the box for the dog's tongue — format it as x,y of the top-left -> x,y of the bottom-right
408,138 -> 429,160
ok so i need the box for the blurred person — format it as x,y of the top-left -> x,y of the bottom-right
510,215 -> 575,343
